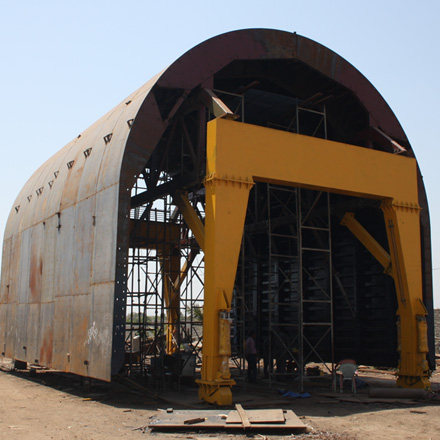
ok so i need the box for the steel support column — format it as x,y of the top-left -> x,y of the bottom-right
341,209 -> 429,388
382,201 -> 430,388
162,253 -> 181,354
196,173 -> 253,405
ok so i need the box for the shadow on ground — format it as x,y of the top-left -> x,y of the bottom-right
3,360 -> 439,421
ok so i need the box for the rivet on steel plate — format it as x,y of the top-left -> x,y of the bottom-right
83,147 -> 92,158
48,180 -> 54,189
54,171 -> 59,179
125,100 -> 132,105
15,205 -> 20,213
77,134 -> 81,138
104,133 -> 113,144
27,195 -> 32,202
127,119 -> 134,128
36,187 -> 44,196
67,160 -> 74,169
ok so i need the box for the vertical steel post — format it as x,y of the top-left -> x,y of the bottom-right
196,173 -> 253,405
381,201 -> 430,389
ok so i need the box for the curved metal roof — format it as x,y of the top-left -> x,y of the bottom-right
0,29 -> 432,380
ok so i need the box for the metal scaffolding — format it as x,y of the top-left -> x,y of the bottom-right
232,183 -> 334,391
125,176 -> 205,389
298,190 -> 334,384
267,184 -> 301,386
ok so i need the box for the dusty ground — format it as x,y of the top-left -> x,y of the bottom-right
1,358 -> 440,440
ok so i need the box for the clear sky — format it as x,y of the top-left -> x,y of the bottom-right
1,1 -> 439,304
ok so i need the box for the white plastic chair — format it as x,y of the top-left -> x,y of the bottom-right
335,362 -> 357,394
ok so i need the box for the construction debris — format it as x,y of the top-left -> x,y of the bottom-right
183,417 -> 207,425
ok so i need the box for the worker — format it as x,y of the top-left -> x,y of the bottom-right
245,331 -> 257,383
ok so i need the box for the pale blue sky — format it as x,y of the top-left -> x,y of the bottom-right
1,1 -> 439,304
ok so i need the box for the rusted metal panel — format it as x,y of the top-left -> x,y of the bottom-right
53,205 -> 75,297
17,228 -> 32,304
88,283 -> 115,379
38,302 -> 55,367
73,196 -> 95,295
15,303 -> 29,361
0,237 -> 12,304
0,300 -> 7,355
5,303 -> 17,359
92,185 -> 118,285
29,222 -> 44,304
41,215 -> 57,304
53,296 -> 72,370
69,293 -> 92,374
27,303 -> 41,363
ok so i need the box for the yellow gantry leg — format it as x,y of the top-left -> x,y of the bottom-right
341,209 -> 430,389
196,173 -> 253,405
381,201 -> 430,389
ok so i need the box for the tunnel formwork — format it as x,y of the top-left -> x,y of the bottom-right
0,29 -> 434,402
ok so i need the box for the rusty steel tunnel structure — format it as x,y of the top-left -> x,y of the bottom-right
0,29 -> 434,404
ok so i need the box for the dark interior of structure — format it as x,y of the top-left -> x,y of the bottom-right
125,58 -> 400,389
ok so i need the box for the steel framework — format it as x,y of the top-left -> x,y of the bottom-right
197,118 -> 429,404
0,29 -> 433,406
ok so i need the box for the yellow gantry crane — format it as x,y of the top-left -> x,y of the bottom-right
176,118 -> 429,405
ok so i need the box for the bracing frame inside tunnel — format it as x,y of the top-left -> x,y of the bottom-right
126,176 -> 205,387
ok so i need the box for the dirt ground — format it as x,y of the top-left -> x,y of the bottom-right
1,358 -> 440,440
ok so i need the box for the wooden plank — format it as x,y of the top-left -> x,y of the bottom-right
227,409 -> 285,424
235,404 -> 251,428
317,392 -> 418,405
184,417 -> 206,425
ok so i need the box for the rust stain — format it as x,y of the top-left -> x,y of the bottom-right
39,329 -> 53,367
80,316 -> 89,336
29,253 -> 43,301
70,316 -> 89,372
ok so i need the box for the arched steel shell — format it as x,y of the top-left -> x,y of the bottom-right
0,29 -> 432,380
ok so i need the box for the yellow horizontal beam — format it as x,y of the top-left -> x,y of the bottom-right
207,119 -> 419,204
